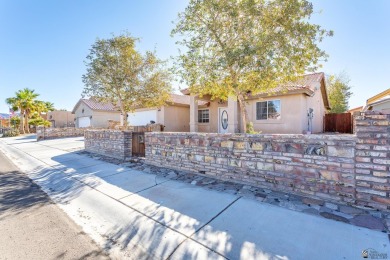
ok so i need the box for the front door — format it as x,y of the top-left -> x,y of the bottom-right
218,107 -> 229,134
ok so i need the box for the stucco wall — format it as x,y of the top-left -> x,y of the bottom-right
197,100 -> 227,133
128,108 -> 158,126
162,106 -> 190,132
371,100 -> 390,114
91,111 -> 121,128
244,94 -> 306,134
48,111 -> 75,128
305,81 -> 326,133
127,106 -> 190,132
197,90 -> 326,134
73,102 -> 120,128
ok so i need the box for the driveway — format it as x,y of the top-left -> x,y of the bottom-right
0,135 -> 388,259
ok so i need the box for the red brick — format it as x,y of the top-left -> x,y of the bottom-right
372,184 -> 390,191
372,196 -> 390,205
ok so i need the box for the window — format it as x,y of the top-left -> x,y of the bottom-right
256,100 -> 281,120
198,109 -> 209,123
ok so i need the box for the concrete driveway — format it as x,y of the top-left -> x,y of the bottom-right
0,135 -> 388,259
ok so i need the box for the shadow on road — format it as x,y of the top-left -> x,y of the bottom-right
15,135 -> 37,141
0,170 -> 51,219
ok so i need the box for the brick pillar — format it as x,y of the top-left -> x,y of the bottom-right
355,111 -> 390,211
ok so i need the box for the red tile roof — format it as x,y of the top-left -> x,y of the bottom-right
168,94 -> 190,105
180,72 -> 330,109
72,98 -> 119,114
180,72 -> 324,96
81,98 -> 118,111
267,72 -> 324,94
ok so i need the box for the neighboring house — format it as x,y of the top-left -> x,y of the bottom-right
127,94 -> 191,132
0,113 -> 10,127
347,106 -> 363,114
47,110 -> 75,128
72,98 -> 121,128
363,88 -> 390,114
182,72 -> 330,134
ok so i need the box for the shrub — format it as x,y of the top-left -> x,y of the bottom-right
28,118 -> 51,127
2,128 -> 20,137
246,122 -> 262,134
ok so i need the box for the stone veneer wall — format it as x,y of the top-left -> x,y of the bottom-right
145,111 -> 390,211
36,127 -> 86,140
354,113 -> 390,211
84,130 -> 132,160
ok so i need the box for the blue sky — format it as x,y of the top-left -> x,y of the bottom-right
0,0 -> 389,113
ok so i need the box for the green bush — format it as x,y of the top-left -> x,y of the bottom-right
10,116 -> 20,128
246,122 -> 262,134
28,118 -> 51,127
2,128 -> 20,137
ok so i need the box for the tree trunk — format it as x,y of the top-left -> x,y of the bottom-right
25,111 -> 30,133
123,110 -> 128,127
117,98 -> 128,127
237,93 -> 249,133
19,110 -> 25,134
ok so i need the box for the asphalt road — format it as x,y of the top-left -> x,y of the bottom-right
0,150 -> 110,260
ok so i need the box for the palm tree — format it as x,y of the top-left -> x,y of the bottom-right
32,100 -> 54,117
5,96 -> 24,133
20,89 -> 39,133
43,101 -> 55,113
5,88 -> 39,134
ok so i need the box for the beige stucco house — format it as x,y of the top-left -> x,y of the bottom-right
47,110 -> 75,128
72,98 -> 121,128
127,94 -> 191,132
363,88 -> 390,114
182,72 -> 330,134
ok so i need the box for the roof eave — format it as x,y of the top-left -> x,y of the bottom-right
246,89 -> 314,100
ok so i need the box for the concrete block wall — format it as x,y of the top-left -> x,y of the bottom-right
84,130 -> 132,160
145,111 -> 390,211
36,127 -> 86,140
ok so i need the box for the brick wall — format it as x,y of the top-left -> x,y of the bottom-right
355,112 -> 390,211
145,111 -> 390,211
36,127 -> 86,140
84,130 -> 132,160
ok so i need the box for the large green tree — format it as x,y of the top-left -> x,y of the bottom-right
327,73 -> 353,113
172,0 -> 332,132
82,33 -> 172,126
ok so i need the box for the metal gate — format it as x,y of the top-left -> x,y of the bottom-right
132,132 -> 145,157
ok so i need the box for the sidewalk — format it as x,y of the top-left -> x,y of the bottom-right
0,149 -> 109,260
0,135 -> 388,260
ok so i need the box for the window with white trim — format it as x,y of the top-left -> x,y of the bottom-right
198,109 -> 209,123
256,100 -> 281,120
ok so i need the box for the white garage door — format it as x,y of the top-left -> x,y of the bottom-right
78,116 -> 91,128
127,110 -> 157,126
